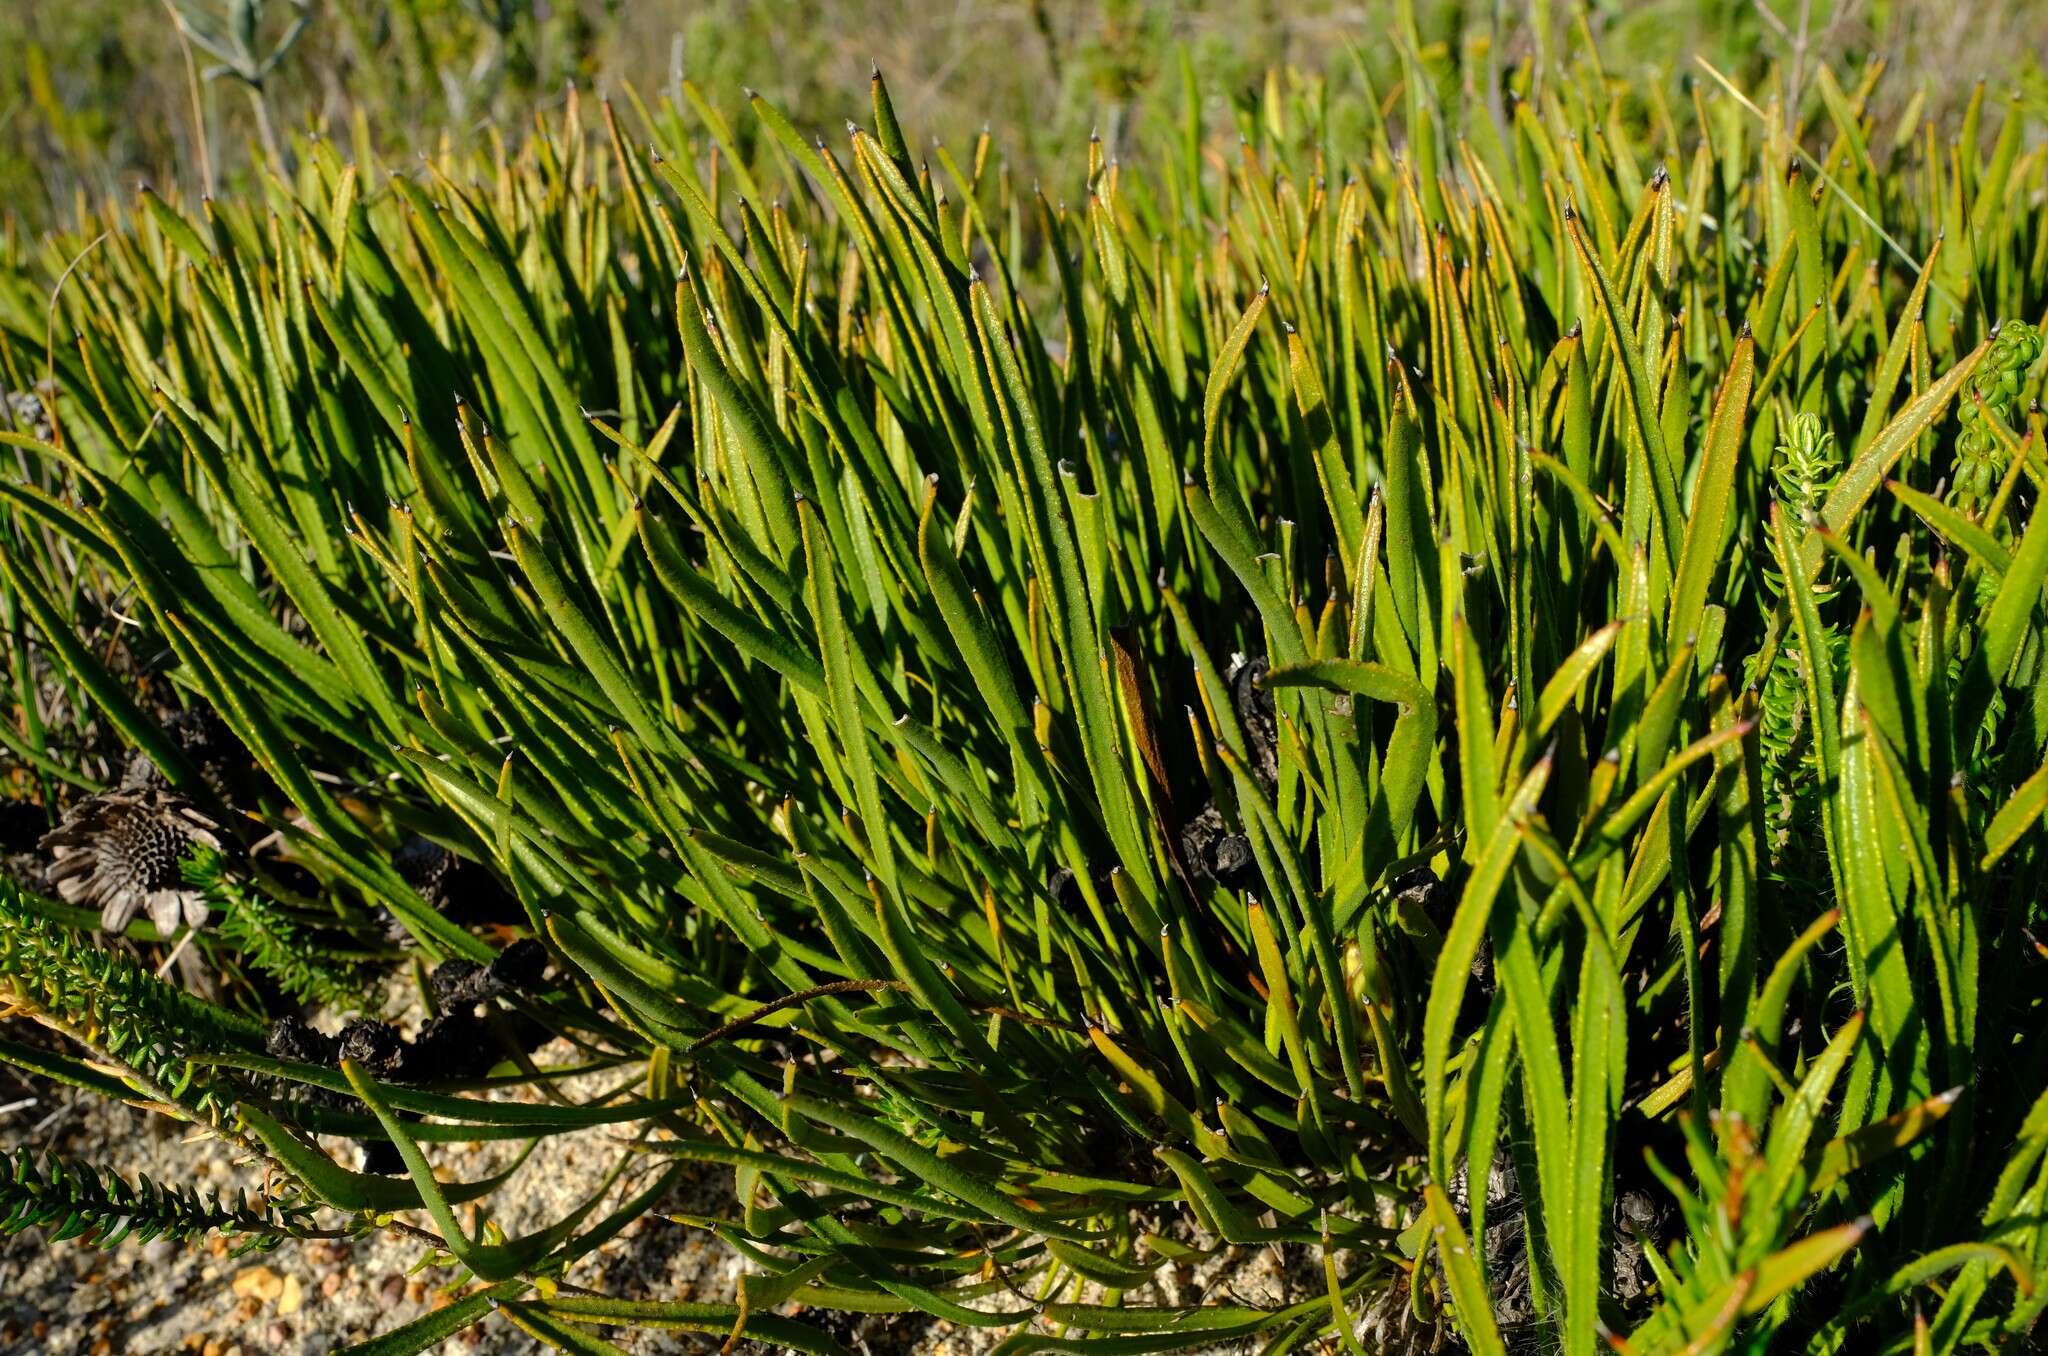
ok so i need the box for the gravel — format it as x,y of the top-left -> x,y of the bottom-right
0,1040 -> 1327,1354
0,1046 -> 750,1354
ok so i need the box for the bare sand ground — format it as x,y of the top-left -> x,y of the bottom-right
0,1039 -> 1322,1355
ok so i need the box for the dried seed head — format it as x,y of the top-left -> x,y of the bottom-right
40,788 -> 224,935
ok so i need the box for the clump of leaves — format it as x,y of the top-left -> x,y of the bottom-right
2,28 -> 2048,1356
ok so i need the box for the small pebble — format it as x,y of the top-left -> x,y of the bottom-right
231,1266 -> 283,1303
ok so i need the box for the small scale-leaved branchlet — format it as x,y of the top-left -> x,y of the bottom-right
0,1146 -> 316,1253
1755,412 -> 1847,878
1951,320 -> 2044,511
0,882 -> 265,1122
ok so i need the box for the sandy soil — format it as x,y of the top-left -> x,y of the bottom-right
0,1039 -> 1332,1355
0,1047 -> 747,1355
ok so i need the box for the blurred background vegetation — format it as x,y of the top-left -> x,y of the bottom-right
4,0 -> 2048,234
